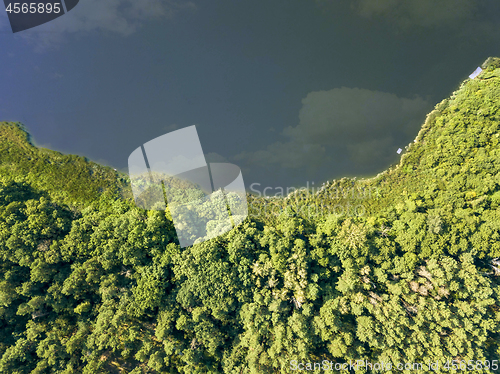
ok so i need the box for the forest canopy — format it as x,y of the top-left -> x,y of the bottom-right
0,58 -> 500,373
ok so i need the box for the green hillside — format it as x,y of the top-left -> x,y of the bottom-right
0,122 -> 132,208
0,58 -> 499,373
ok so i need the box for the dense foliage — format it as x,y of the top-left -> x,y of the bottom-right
0,58 -> 500,373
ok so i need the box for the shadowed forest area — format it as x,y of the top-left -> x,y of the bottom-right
0,58 -> 499,373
